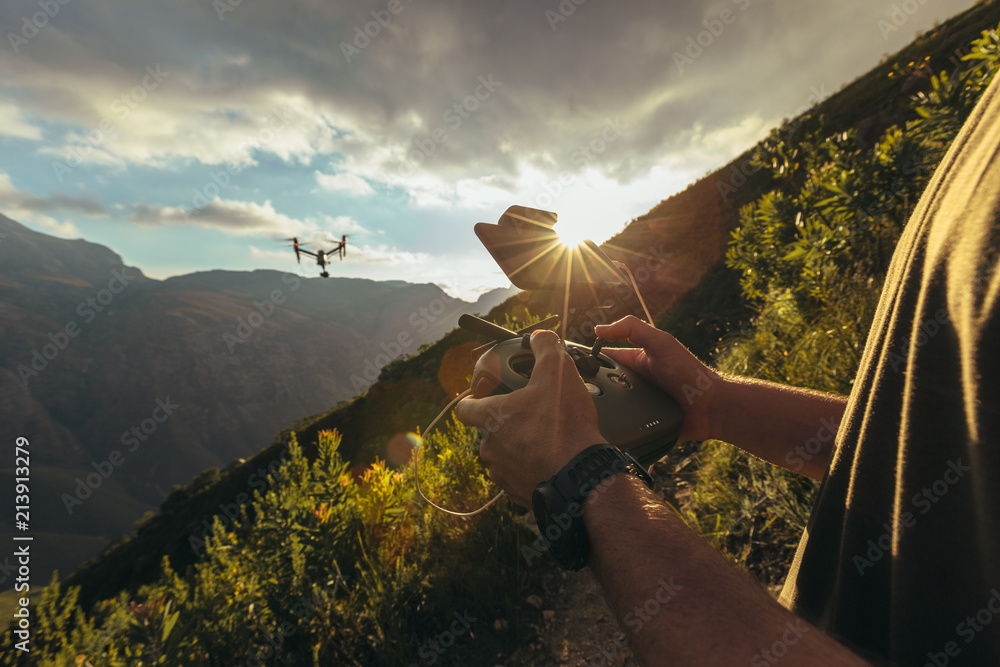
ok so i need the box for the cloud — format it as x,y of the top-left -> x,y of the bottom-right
315,170 -> 375,195
0,0 -> 917,196
0,173 -> 105,215
0,172 -> 97,238
127,198 -> 315,237
310,214 -> 368,235
0,104 -> 42,140
0,0 -> 977,276
248,245 -> 290,262
32,216 -> 82,238
349,243 -> 432,265
247,240 -> 432,269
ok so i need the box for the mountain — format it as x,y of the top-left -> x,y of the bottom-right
4,0 -> 998,629
0,213 -> 515,581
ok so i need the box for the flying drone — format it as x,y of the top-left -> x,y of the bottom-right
288,235 -> 347,277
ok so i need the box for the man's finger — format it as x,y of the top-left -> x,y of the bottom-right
527,329 -> 575,382
595,315 -> 656,347
455,395 -> 494,428
600,346 -> 643,369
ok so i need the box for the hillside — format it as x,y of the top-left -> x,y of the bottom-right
5,1 -> 999,663
0,214 -> 515,585
45,0 -> 1000,616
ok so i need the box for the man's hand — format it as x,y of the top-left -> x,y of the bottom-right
596,315 -> 721,443
597,316 -> 846,478
454,330 -> 604,507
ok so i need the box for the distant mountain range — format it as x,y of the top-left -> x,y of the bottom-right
3,0 -> 996,607
0,212 -> 515,580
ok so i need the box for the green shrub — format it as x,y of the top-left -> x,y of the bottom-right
688,25 -> 999,588
1,428 -> 537,666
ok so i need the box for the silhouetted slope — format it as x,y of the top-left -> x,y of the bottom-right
42,0 -> 1000,616
0,213 -> 514,583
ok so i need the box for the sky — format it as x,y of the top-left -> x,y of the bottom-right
0,0 -> 980,300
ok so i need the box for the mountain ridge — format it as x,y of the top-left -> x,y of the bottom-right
6,0 -> 999,623
0,212 -> 516,582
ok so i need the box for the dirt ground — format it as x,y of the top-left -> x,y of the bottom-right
490,448 -> 699,666
497,566 -> 638,667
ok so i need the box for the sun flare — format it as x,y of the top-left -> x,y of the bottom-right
556,224 -> 589,247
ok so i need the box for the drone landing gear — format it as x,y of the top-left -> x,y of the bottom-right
320,271 -> 330,278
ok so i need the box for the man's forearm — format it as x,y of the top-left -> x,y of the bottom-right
584,474 -> 868,665
707,376 -> 848,480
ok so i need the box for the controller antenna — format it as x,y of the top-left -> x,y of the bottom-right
590,337 -> 606,357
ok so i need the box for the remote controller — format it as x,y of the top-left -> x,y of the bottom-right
460,315 -> 683,466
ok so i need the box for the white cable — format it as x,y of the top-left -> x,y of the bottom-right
414,259 -> 652,517
413,388 -> 505,517
615,261 -> 654,324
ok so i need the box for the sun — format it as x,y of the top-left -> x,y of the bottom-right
555,223 -> 589,247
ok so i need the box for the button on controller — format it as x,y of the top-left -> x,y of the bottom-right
462,314 -> 683,466
608,373 -> 631,389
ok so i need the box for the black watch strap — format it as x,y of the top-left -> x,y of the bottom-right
532,444 -> 653,570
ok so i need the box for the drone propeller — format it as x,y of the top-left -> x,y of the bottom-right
339,234 -> 347,260
280,236 -> 305,263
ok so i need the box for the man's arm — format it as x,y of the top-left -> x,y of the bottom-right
596,316 -> 846,480
454,327 -> 860,664
585,473 -> 868,665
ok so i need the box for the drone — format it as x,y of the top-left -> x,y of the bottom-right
288,235 -> 347,277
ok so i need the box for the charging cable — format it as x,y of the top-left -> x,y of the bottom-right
614,261 -> 654,324
413,258 -> 654,517
412,388 -> 506,517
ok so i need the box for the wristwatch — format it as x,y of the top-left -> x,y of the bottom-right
531,443 -> 654,570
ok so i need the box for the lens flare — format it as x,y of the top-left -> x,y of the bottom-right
556,223 -> 588,247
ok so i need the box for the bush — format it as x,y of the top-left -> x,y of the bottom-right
686,25 -> 999,588
1,428 -> 538,666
